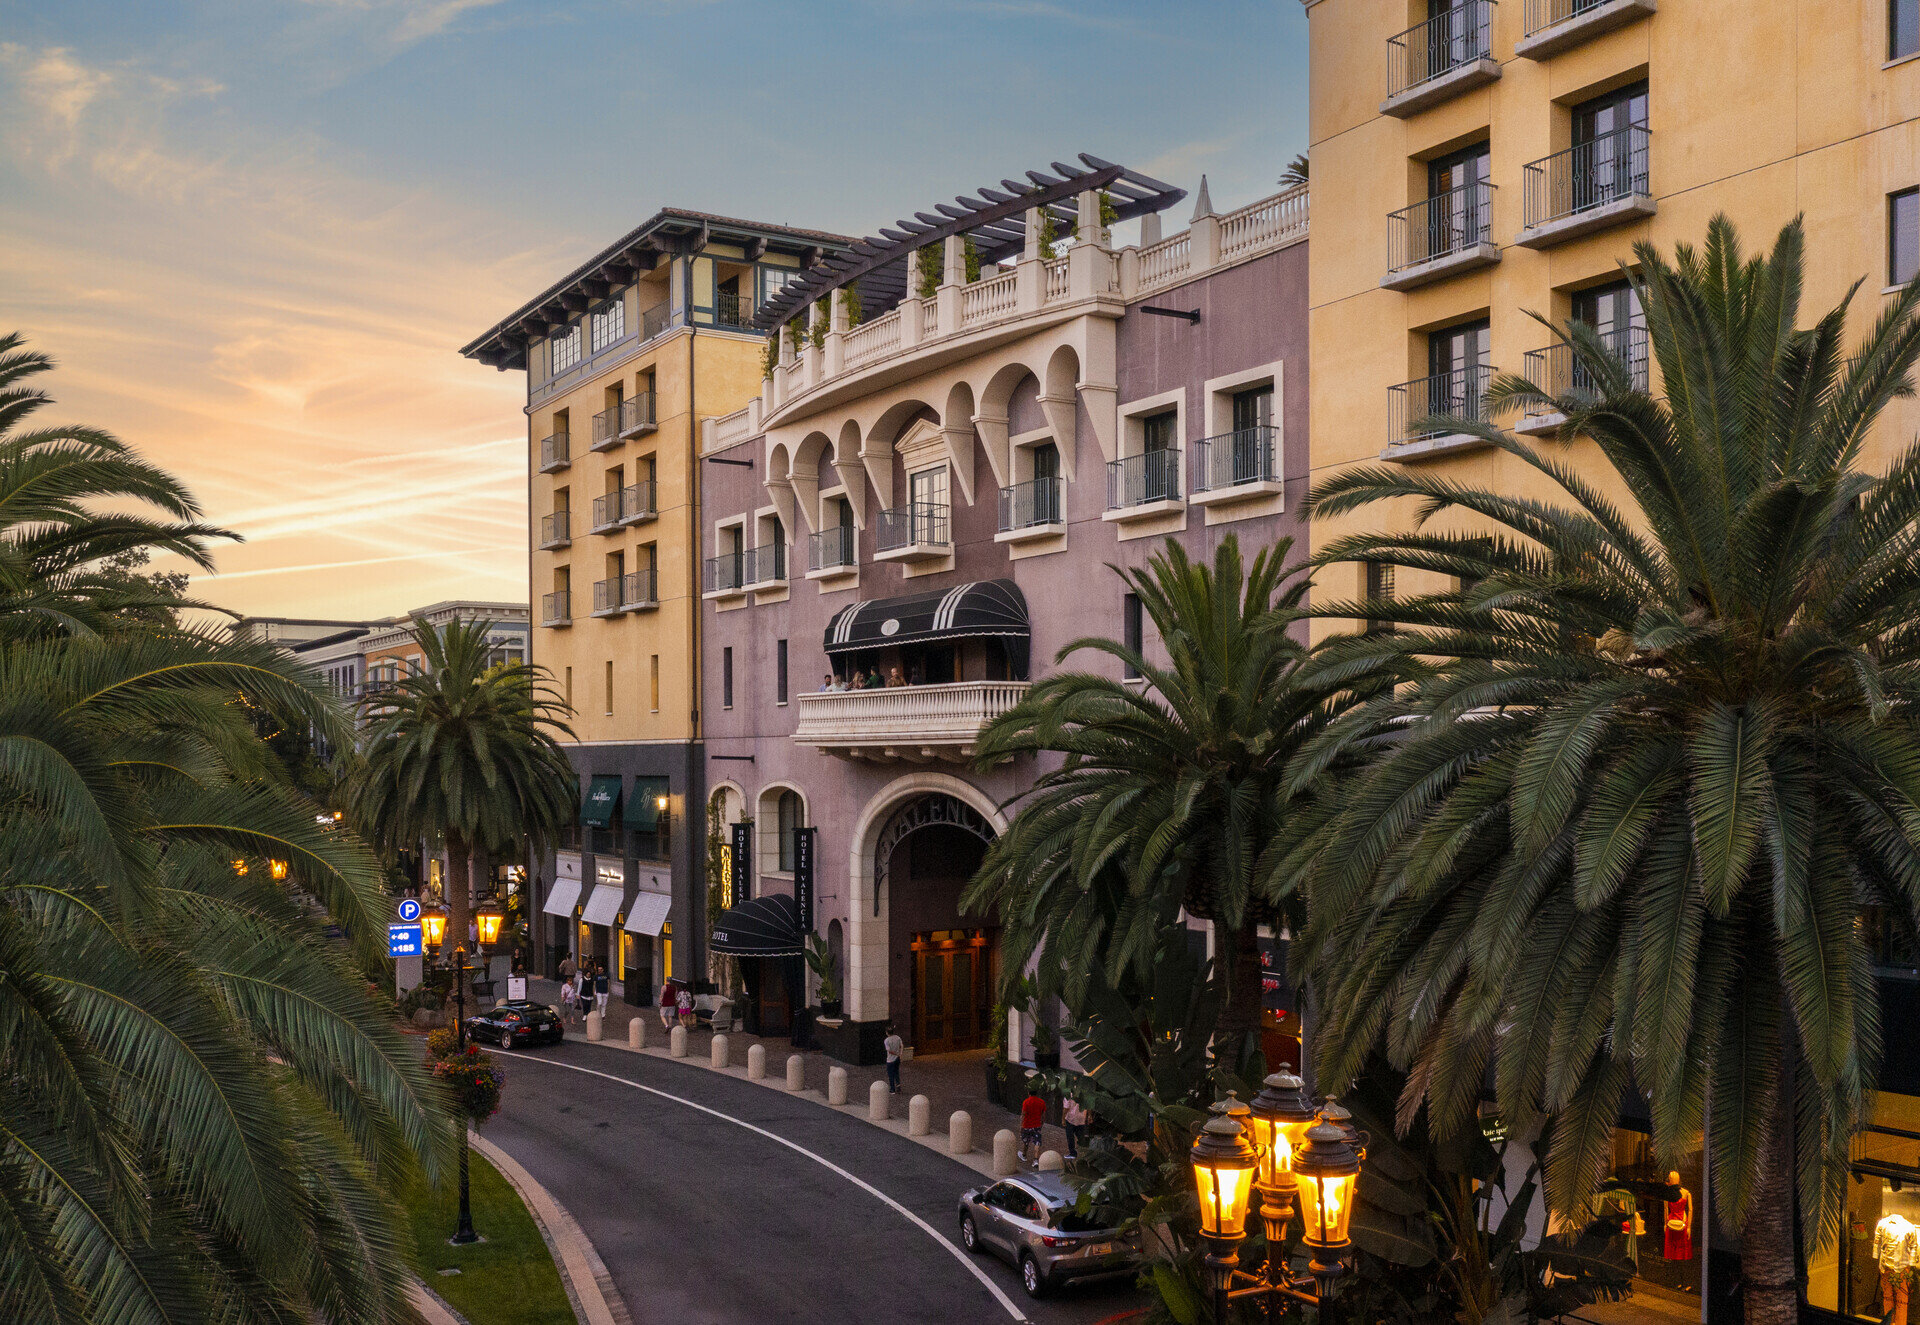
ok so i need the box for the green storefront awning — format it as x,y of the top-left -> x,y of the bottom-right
581,775 -> 622,828
623,776 -> 670,831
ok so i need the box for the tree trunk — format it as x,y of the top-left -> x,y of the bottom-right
1213,923 -> 1265,1075
1739,1077 -> 1799,1325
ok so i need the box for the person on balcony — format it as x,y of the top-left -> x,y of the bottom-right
886,665 -> 908,688
819,673 -> 838,693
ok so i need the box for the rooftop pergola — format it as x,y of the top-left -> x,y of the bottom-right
751,153 -> 1186,333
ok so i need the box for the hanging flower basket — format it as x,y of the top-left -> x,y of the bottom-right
434,1045 -> 504,1122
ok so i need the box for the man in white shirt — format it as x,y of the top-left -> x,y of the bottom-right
883,1025 -> 904,1093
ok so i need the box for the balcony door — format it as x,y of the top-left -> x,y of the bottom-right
1142,411 -> 1178,503
1427,0 -> 1486,74
1230,385 -> 1274,485
1571,281 -> 1647,391
1572,82 -> 1649,211
1426,143 -> 1490,262
1428,320 -> 1491,421
1030,442 -> 1060,523
909,466 -> 949,544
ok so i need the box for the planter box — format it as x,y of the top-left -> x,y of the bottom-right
819,1016 -> 888,1066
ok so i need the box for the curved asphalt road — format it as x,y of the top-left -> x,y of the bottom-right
485,1039 -> 1141,1325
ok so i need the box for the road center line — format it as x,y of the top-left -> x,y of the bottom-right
496,1049 -> 1031,1324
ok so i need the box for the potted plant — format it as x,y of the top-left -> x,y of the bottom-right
804,933 -> 842,1020
1031,1017 -> 1061,1072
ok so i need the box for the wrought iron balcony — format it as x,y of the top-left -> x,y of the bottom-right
1518,123 -> 1653,247
1518,0 -> 1658,58
538,431 -> 570,472
538,510 -> 570,549
744,542 -> 788,587
642,303 -> 672,341
998,477 -> 1063,532
620,567 -> 659,610
540,590 -> 571,627
714,290 -> 752,330
1106,450 -> 1181,511
1386,365 -> 1497,459
1384,0 -> 1499,116
1517,326 -> 1648,433
793,681 -> 1030,762
1192,426 -> 1280,497
618,393 -> 657,438
616,480 -> 657,526
591,404 -> 623,451
591,577 -> 623,617
809,525 -> 856,573
874,503 -> 951,561
1385,182 -> 1499,289
591,491 -> 624,534
704,551 -> 745,596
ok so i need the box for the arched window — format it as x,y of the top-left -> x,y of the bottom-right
777,790 -> 802,872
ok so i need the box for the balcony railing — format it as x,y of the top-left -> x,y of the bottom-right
592,577 -> 622,616
793,680 -> 1031,760
1388,364 -> 1497,446
875,503 -> 951,552
591,491 -> 623,532
1387,0 -> 1494,99
539,431 -> 570,471
1523,0 -> 1624,35
998,477 -> 1062,532
1193,426 -> 1279,493
1523,124 -> 1651,229
1106,450 -> 1182,509
1389,181 -> 1495,273
705,551 -> 745,594
809,525 -> 856,572
539,510 -> 570,548
541,590 -> 571,626
1522,325 -> 1650,398
592,404 -> 623,450
642,303 -> 672,341
617,480 -> 657,524
714,290 -> 751,330
621,567 -> 658,609
744,543 -> 787,586
619,393 -> 656,437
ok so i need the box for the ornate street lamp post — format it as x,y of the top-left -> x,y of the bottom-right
1190,1112 -> 1260,1324
450,943 -> 476,1245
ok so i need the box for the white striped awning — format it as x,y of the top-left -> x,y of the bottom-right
542,875 -> 583,918
580,883 -> 624,928
623,892 -> 673,936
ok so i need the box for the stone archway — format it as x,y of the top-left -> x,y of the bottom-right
845,773 -> 1009,1028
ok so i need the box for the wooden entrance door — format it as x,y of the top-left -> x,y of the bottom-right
910,930 -> 993,1054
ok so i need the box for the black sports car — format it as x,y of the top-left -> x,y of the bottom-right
463,1000 -> 564,1049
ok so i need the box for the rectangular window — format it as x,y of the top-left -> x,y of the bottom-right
1894,0 -> 1918,59
589,299 -> 625,353
1366,561 -> 1397,635
1122,592 -> 1143,680
1143,411 -> 1177,453
649,654 -> 660,712
564,665 -> 573,709
603,660 -> 613,716
775,639 -> 789,705
1892,189 -> 1920,287
550,323 -> 581,376
1231,385 -> 1273,433
722,647 -> 734,710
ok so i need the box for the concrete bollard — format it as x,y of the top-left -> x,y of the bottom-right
711,1034 -> 730,1069
869,1079 -> 890,1122
585,1010 -> 603,1042
993,1129 -> 1019,1176
1038,1149 -> 1065,1172
669,1025 -> 688,1058
908,1094 -> 931,1136
949,1110 -> 973,1154
786,1054 -> 805,1091
828,1065 -> 848,1105
748,1044 -> 767,1080
627,1017 -> 644,1050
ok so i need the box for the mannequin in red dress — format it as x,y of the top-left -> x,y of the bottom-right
1664,1170 -> 1694,1261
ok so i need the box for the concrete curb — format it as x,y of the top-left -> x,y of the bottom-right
572,1034 -> 1004,1178
470,1130 -> 632,1325
406,1281 -> 470,1325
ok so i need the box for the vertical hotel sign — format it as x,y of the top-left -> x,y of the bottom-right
793,826 -> 816,932
730,823 -> 751,908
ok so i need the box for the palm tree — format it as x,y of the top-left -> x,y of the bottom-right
350,617 -> 577,963
965,536 -> 1363,1067
1281,153 -> 1309,188
1299,216 -> 1920,1325
0,625 -> 446,1322
0,332 -> 233,637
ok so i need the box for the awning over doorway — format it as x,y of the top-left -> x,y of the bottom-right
580,883 -> 623,928
542,876 -> 583,918
823,580 -> 1028,667
710,891 -> 804,958
624,892 -> 672,936
581,775 -> 622,828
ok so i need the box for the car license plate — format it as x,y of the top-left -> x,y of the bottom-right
1089,1242 -> 1114,1256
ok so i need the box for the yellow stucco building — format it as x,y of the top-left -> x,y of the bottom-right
462,209 -> 849,1002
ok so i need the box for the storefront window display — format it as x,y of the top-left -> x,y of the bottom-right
1806,1092 -> 1920,1321
1594,1128 -> 1704,1312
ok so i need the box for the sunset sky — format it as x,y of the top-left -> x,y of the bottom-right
2,0 -> 1308,622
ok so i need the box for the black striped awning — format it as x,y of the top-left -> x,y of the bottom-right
710,892 -> 804,959
823,580 -> 1028,661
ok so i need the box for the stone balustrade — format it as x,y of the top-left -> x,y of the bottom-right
791,681 -> 1029,761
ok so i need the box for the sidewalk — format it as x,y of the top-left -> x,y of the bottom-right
525,978 -> 1081,1163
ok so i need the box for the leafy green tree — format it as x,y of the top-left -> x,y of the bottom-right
0,332 -> 231,638
1300,217 -> 1920,1325
0,626 -> 445,1323
350,617 -> 577,959
966,536 -> 1359,1068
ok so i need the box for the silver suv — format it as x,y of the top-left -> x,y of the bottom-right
957,1171 -> 1139,1298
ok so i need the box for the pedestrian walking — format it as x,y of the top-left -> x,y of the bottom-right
883,1024 -> 904,1093
593,963 -> 610,1017
559,953 -> 576,986
659,979 -> 677,1030
1062,1095 -> 1089,1160
560,971 -> 578,1023
676,986 -> 695,1029
1019,1080 -> 1048,1165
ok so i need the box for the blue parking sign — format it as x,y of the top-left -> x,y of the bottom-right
397,897 -> 421,923
387,923 -> 423,957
